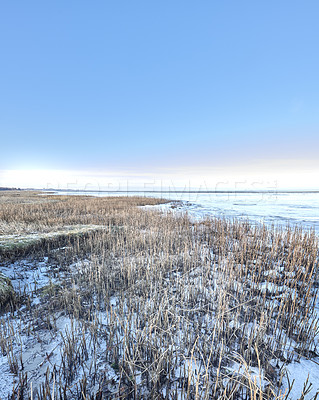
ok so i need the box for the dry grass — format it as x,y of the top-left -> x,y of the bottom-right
0,191 -> 167,235
0,191 -> 318,399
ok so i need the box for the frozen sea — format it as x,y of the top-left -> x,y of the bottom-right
50,190 -> 319,233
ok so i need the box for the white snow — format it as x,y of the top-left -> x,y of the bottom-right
282,358 -> 319,399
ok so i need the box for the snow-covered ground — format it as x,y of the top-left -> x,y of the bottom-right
1,192 -> 319,399
0,255 -> 119,399
2,249 -> 319,399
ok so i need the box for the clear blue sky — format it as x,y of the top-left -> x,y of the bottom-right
1,1 -> 319,189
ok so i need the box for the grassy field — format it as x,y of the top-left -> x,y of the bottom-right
0,191 -> 318,399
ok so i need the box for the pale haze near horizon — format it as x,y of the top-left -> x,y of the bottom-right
1,1 -> 319,191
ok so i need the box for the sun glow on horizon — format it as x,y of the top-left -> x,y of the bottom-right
1,161 -> 318,192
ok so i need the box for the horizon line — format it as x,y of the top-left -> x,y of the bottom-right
2,187 -> 319,194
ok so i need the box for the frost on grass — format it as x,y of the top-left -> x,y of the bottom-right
0,224 -> 105,254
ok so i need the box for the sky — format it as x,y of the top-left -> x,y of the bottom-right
1,1 -> 319,190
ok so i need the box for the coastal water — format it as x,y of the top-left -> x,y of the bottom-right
52,190 -> 319,233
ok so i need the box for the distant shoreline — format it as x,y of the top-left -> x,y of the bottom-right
45,189 -> 319,194
1,187 -> 319,194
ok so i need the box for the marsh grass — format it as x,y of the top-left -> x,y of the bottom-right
0,191 -> 318,399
